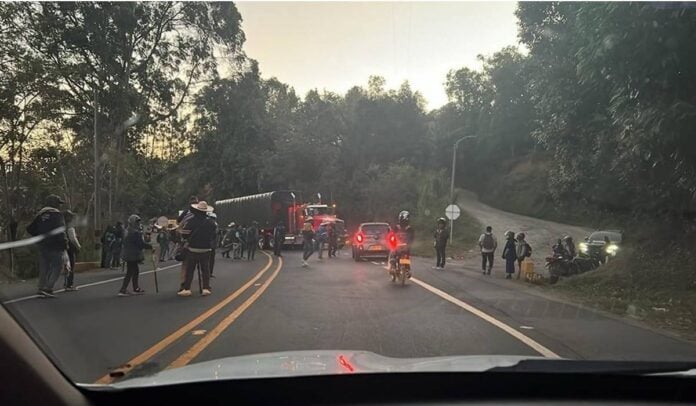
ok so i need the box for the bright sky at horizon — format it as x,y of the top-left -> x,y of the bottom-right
235,1 -> 520,110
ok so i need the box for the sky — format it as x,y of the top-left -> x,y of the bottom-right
235,1 -> 520,110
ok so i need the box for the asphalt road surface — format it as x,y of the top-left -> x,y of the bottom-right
3,248 -> 696,385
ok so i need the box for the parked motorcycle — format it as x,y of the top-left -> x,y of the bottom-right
546,253 -> 602,284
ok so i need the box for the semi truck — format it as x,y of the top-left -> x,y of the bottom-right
215,191 -> 346,249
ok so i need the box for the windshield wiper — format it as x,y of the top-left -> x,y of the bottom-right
488,359 -> 696,375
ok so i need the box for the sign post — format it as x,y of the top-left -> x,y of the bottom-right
445,204 -> 461,246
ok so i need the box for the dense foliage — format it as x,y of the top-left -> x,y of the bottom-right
2,1 -> 696,257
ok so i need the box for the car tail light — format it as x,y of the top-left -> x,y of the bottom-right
388,233 -> 398,250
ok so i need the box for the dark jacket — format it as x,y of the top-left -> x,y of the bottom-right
181,213 -> 217,250
434,228 -> 448,247
502,238 -> 517,262
301,229 -> 315,246
26,207 -> 67,251
273,224 -> 286,240
122,229 -> 152,262
246,226 -> 258,244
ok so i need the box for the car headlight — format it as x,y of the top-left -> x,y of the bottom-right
579,242 -> 588,253
606,244 -> 619,255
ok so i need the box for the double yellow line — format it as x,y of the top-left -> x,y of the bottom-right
96,251 -> 282,384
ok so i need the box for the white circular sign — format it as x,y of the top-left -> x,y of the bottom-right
445,204 -> 461,220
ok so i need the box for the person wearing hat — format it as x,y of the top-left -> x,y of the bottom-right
221,222 -> 236,259
119,214 -> 152,296
433,218 -> 449,270
26,194 -> 68,298
63,210 -> 82,291
178,201 -> 217,297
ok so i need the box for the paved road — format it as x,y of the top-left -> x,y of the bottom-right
3,248 -> 696,385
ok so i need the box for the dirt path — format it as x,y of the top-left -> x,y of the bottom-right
457,190 -> 594,273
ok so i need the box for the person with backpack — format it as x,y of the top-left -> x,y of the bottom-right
515,232 -> 532,279
26,195 -> 68,298
246,221 -> 258,260
433,218 -> 449,270
502,230 -> 518,279
478,226 -> 497,275
63,210 -> 81,291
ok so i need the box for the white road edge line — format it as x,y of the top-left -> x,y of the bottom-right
410,276 -> 561,359
3,264 -> 180,305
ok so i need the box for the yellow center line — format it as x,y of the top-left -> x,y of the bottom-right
167,256 -> 284,369
95,252 -> 274,384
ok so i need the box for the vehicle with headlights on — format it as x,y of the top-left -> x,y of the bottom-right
579,230 -> 623,263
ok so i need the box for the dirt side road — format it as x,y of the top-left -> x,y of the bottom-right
457,190 -> 594,273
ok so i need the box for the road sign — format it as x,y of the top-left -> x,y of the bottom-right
445,204 -> 461,220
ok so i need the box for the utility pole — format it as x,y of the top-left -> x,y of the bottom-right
93,89 -> 99,232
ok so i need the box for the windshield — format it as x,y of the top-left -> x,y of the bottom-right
361,224 -> 390,236
2,1 -> 696,388
588,232 -> 622,243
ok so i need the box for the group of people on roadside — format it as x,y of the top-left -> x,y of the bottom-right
220,222 -> 258,261
26,195 -> 82,297
99,221 -> 124,269
477,226 -> 533,280
300,221 -> 340,267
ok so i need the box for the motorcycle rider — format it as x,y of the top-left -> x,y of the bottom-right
563,235 -> 576,259
388,210 -> 415,279
552,238 -> 567,257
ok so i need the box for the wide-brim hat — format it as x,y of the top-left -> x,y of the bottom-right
191,201 -> 214,213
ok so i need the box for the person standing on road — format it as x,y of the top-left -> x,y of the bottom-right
118,215 -> 151,297
178,201 -> 217,297
221,223 -> 236,259
315,223 -> 328,260
433,218 -> 449,270
246,221 -> 258,260
100,225 -> 115,269
273,221 -> 286,257
157,226 -> 170,262
327,223 -> 338,258
502,230 -> 518,279
515,233 -> 532,279
110,221 -> 124,269
26,195 -> 68,298
63,210 -> 81,291
478,226 -> 497,275
208,212 -> 218,277
301,222 -> 316,267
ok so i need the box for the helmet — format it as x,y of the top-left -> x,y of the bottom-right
505,230 -> 515,239
437,217 -> 447,225
398,211 -> 410,225
517,232 -> 525,240
128,214 -> 141,227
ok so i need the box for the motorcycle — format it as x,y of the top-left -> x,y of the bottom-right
388,233 -> 410,285
546,254 -> 601,284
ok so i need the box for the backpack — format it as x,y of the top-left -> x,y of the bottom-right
525,243 -> 532,257
482,233 -> 495,250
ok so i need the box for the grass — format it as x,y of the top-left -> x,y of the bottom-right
548,243 -> 696,340
410,209 -> 481,258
